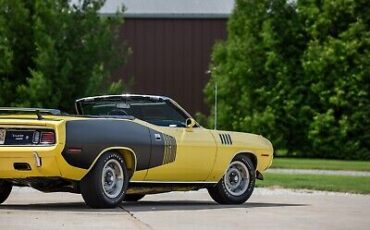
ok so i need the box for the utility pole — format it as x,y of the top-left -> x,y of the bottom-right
214,81 -> 217,130
206,69 -> 218,130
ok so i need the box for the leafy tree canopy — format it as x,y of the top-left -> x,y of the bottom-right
0,0 -> 129,112
205,0 -> 370,160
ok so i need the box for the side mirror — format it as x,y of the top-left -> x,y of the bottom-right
186,118 -> 196,129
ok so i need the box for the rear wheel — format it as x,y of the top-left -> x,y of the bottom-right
124,194 -> 145,202
208,155 -> 255,204
0,180 -> 12,204
80,152 -> 129,208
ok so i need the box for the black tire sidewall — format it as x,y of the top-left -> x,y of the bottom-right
96,152 -> 128,206
80,151 -> 129,208
216,155 -> 256,204
0,180 -> 12,204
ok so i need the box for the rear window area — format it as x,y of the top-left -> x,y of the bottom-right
79,97 -> 189,127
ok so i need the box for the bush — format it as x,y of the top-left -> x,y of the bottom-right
205,0 -> 370,160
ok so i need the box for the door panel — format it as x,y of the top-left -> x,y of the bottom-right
144,127 -> 217,181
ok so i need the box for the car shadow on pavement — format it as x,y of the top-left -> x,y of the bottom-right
0,202 -> 121,213
122,200 -> 307,212
0,200 -> 307,212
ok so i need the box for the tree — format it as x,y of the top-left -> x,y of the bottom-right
205,0 -> 309,154
302,0 -> 370,159
0,0 -> 129,112
205,0 -> 370,160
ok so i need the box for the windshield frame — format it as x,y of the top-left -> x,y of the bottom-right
75,94 -> 198,127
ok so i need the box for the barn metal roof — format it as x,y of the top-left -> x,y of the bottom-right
98,0 -> 235,18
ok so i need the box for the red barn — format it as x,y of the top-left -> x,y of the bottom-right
102,0 -> 234,115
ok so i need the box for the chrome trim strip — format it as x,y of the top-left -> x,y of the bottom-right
75,94 -> 199,124
0,107 -> 60,115
33,151 -> 42,167
0,145 -> 55,147
76,94 -> 170,103
0,127 -> 56,147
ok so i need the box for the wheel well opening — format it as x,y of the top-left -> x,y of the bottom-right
113,149 -> 137,177
236,152 -> 257,169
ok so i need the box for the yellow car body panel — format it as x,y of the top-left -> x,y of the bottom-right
139,125 -> 218,181
0,117 -> 86,180
133,122 -> 273,182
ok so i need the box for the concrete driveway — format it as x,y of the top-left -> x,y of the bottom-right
1,187 -> 369,230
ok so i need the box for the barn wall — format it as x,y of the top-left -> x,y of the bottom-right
112,18 -> 227,116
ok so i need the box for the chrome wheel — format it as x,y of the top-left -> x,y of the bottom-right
224,161 -> 250,196
208,156 -> 255,204
101,159 -> 124,199
81,152 -> 129,208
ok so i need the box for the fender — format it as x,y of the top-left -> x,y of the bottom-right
85,146 -> 138,173
229,151 -> 258,169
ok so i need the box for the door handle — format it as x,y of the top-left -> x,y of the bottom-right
154,133 -> 161,141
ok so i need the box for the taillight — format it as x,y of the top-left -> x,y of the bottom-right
40,131 -> 55,145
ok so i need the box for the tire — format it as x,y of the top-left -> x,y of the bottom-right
208,155 -> 255,204
0,180 -> 12,204
80,151 -> 129,208
124,194 -> 145,202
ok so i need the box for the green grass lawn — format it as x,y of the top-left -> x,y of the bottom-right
271,158 -> 370,171
257,173 -> 370,194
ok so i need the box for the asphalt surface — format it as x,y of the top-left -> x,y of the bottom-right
1,187 -> 369,230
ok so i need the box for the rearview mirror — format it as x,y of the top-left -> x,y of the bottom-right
186,118 -> 196,128
116,103 -> 130,109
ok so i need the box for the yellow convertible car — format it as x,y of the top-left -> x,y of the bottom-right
0,94 -> 273,208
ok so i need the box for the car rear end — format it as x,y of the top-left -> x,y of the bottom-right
0,117 -> 66,179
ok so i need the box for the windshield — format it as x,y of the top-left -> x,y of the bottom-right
77,96 -> 190,127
